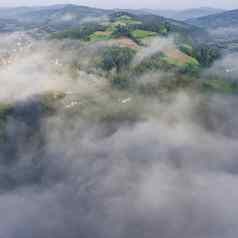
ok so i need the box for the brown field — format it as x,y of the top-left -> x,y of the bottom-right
94,31 -> 112,36
110,37 -> 139,49
163,47 -> 192,64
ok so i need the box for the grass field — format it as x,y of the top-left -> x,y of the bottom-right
131,29 -> 157,39
89,31 -> 113,42
115,16 -> 142,25
106,16 -> 142,32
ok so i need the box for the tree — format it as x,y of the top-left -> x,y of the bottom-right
112,25 -> 140,45
100,46 -> 135,73
112,25 -> 131,38
194,45 -> 220,67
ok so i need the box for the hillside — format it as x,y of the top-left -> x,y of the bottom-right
51,12 -> 209,44
0,5 -> 223,22
187,9 -> 238,50
23,5 -> 111,23
49,13 -> 221,90
123,7 -> 224,20
0,4 -> 113,32
170,7 -> 224,21
187,9 -> 238,28
0,4 -> 213,40
0,5 -> 211,47
0,18 -> 22,32
0,4 -> 112,22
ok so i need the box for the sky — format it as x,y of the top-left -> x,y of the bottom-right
0,0 -> 237,10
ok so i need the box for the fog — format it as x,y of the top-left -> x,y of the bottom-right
0,33 -> 238,238
133,36 -> 176,65
209,27 -> 238,41
204,52 -> 238,82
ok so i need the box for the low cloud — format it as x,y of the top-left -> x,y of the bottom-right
0,32 -> 238,238
203,52 -> 238,81
133,36 -> 176,65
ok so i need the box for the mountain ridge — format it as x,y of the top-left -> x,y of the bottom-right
0,4 -> 226,21
187,9 -> 238,28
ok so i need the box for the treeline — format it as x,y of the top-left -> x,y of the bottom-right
97,45 -> 237,94
179,44 -> 220,67
51,23 -> 107,40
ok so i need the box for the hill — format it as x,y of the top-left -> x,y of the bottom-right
123,7 -> 224,21
170,7 -> 224,21
0,18 -> 22,32
51,12 -> 209,45
187,9 -> 238,28
14,5 -> 112,26
0,5 -> 226,28
51,12 -> 220,77
187,9 -> 238,50
0,4 -> 112,30
0,5 -> 209,44
0,5 -> 72,20
0,4 -> 114,33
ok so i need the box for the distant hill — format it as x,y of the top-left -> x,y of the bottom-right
170,7 -> 224,21
136,14 -> 211,44
187,9 -> 238,50
122,7 -> 224,21
187,9 -> 238,28
23,5 -> 112,23
0,5 -> 208,40
0,5 -> 70,19
0,5 -> 224,24
0,18 -> 22,32
0,4 -> 114,32
117,9 -> 177,19
0,5 -> 112,25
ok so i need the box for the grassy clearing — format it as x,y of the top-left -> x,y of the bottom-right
106,16 -> 142,32
162,48 -> 199,66
131,29 -> 157,39
89,31 -> 113,42
106,22 -> 127,32
115,16 -> 142,25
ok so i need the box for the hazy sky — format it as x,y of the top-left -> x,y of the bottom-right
0,0 -> 237,10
